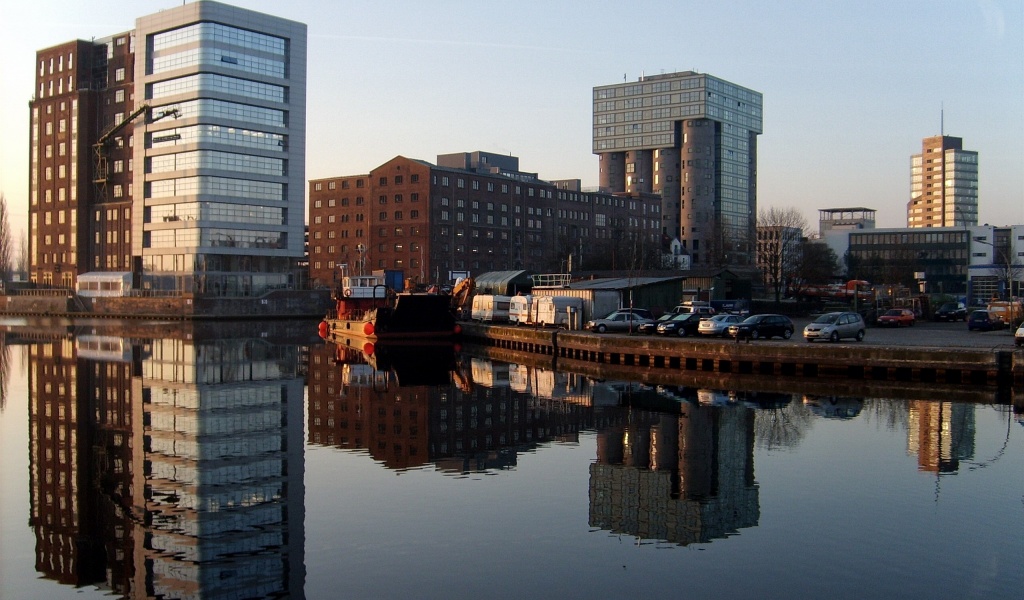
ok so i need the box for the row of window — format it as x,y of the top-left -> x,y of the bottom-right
156,97 -> 285,128
153,22 -> 285,55
150,122 -> 285,151
153,47 -> 285,78
151,72 -> 285,103
148,201 -> 285,225
146,227 -> 285,249
148,175 -> 283,201
149,150 -> 284,176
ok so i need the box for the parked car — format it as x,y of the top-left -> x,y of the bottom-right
933,302 -> 967,322
638,314 -> 674,335
877,308 -> 916,327
803,311 -> 866,342
616,307 -> 655,320
698,314 -> 743,336
655,313 -> 702,337
967,310 -> 1003,332
585,310 -> 654,333
728,314 -> 794,340
1015,323 -> 1024,347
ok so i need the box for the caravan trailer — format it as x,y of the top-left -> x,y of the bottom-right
534,296 -> 584,329
471,294 -> 512,323
508,295 -> 535,325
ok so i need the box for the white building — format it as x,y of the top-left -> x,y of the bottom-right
133,1 -> 307,295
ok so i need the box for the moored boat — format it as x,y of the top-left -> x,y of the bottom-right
318,270 -> 462,341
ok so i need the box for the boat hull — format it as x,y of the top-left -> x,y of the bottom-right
320,293 -> 459,341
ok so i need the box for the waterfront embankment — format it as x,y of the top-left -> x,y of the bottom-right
459,322 -> 1024,389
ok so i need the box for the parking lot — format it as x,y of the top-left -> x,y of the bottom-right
624,316 -> 1019,349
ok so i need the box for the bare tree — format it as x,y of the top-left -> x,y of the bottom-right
794,242 -> 839,288
757,207 -> 806,302
16,229 -> 28,277
0,194 -> 12,286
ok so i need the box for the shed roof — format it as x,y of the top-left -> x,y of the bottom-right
567,276 -> 685,290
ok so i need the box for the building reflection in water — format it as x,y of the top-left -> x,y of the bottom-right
907,401 -> 976,474
308,338 -> 761,546
307,341 -> 602,473
27,323 -> 306,598
591,383 -> 760,546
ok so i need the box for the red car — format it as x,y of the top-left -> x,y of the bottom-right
877,308 -> 915,327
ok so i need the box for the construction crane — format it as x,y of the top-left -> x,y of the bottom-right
93,104 -> 179,194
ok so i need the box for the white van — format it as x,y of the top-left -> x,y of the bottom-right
534,295 -> 584,329
471,294 -> 512,323
508,295 -> 535,325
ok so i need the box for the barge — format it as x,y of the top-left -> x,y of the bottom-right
318,270 -> 462,342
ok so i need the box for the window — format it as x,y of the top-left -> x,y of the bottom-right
115,67 -> 125,81
394,176 -> 403,184
379,177 -> 387,186
115,89 -> 124,103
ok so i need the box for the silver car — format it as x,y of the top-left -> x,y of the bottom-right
803,311 -> 865,342
585,310 -> 654,333
698,314 -> 742,336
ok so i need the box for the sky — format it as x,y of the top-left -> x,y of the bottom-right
1,0 -> 1022,241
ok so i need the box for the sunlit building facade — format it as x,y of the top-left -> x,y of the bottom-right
907,135 -> 978,229
28,1 -> 307,295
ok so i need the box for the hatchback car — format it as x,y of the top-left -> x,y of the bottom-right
967,310 -> 1003,332
877,308 -> 915,327
728,314 -> 794,340
803,311 -> 866,342
933,302 -> 967,322
585,310 -> 654,333
1015,323 -> 1024,347
655,313 -> 702,337
698,314 -> 743,336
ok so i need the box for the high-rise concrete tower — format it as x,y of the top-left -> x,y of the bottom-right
907,135 -> 978,228
593,71 -> 762,268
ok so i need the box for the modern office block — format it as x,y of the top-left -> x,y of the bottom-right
593,71 -> 762,269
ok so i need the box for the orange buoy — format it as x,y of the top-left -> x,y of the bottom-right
453,324 -> 462,335
363,321 -> 375,336
363,342 -> 375,356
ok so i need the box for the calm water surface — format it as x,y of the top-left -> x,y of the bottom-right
0,319 -> 1021,599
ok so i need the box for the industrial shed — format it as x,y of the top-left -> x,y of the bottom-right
473,270 -> 534,295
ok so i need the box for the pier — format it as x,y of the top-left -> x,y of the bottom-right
459,323 -> 1024,388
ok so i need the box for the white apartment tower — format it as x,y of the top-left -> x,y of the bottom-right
133,1 -> 307,294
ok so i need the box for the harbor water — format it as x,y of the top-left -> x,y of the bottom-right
0,319 -> 1021,599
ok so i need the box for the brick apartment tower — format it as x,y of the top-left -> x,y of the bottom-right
907,135 -> 978,228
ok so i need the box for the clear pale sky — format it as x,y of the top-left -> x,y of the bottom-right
1,0 -> 1022,241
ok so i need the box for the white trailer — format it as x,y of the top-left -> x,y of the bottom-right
534,295 -> 584,329
471,294 -> 512,323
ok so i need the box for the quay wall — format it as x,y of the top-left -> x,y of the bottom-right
460,323 -> 1024,388
1,290 -> 331,319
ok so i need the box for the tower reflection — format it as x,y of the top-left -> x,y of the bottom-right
27,322 -> 306,598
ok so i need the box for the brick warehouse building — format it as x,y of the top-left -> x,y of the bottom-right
308,151 -> 662,288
